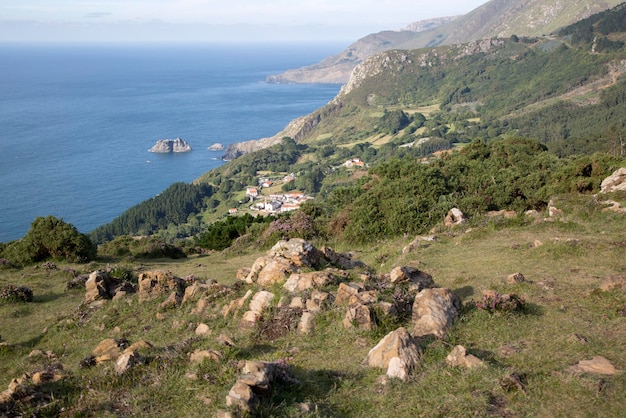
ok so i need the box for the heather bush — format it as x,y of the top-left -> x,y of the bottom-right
0,285 -> 33,303
471,291 -> 526,314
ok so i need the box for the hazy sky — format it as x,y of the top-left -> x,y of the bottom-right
0,0 -> 490,43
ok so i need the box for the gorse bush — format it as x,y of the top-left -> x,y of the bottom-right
0,216 -> 96,266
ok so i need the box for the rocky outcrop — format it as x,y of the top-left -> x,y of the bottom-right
148,137 -> 192,153
600,167 -> 626,193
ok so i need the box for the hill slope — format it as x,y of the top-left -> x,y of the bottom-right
268,0 -> 623,84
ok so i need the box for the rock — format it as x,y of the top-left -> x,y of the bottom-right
93,338 -> 127,360
189,349 -> 223,364
208,143 -> 225,151
138,270 -> 185,303
217,333 -> 235,347
298,311 -> 316,334
283,270 -> 337,293
401,236 -> 435,254
195,323 -> 211,336
114,351 -> 145,375
600,167 -> 626,193
362,327 -> 422,375
240,361 -> 276,389
31,371 -> 63,385
226,381 -> 256,412
336,282 -> 364,304
568,356 -> 620,375
192,298 -> 209,316
320,246 -> 364,269
305,290 -> 334,312
487,210 -> 517,219
389,266 -> 434,291
342,303 -> 373,330
445,208 -> 465,226
159,291 -> 182,310
223,289 -> 253,317
236,268 -> 251,281
387,356 -> 410,381
182,283 -> 203,305
84,270 -> 114,304
445,345 -> 484,368
241,291 -> 275,325
507,272 -> 526,284
246,256 -> 296,286
148,137 -> 192,153
268,238 -> 322,267
124,340 -> 153,353
599,199 -> 626,213
412,288 -> 461,338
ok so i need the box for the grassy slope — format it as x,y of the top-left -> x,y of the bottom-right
1,193 -> 625,416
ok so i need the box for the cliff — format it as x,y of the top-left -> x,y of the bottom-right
148,138 -> 192,153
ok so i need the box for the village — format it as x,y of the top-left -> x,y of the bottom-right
228,158 -> 367,216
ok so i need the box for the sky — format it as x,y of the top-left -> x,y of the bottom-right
0,0 -> 490,43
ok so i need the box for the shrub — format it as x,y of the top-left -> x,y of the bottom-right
1,216 -> 96,265
0,285 -> 34,303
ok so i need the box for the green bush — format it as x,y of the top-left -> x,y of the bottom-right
1,216 -> 96,266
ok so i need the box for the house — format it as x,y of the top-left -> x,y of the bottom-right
284,191 -> 304,202
246,188 -> 259,198
261,180 -> 273,188
280,203 -> 300,212
283,173 -> 295,183
228,208 -> 238,215
264,200 -> 282,212
344,158 -> 365,168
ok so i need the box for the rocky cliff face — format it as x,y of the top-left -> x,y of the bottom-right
148,138 -> 192,153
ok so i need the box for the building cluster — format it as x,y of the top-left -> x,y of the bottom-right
245,189 -> 313,214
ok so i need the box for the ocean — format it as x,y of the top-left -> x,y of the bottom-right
0,43 -> 343,242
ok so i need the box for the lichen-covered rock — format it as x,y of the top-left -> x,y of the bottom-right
362,327 -> 422,374
412,288 -> 461,338
138,270 -> 184,303
600,167 -> 626,193
342,303 -> 373,330
446,345 -> 484,368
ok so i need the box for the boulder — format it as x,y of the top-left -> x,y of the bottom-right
411,288 -> 461,338
362,327 -> 422,376
446,345 -> 484,368
387,356 -> 410,381
189,349 -> 223,364
93,338 -> 127,361
320,246 -> 364,269
506,272 -> 526,284
445,208 -> 465,226
246,256 -> 296,286
159,291 -> 181,310
195,323 -> 211,336
226,381 -> 256,412
600,167 -> 626,193
336,282 -> 364,305
268,238 -> 322,267
137,270 -> 184,303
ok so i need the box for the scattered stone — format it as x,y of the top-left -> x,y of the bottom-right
501,373 -> 527,395
192,297 -> 209,316
114,351 -> 145,375
195,323 -> 211,336
599,200 -> 626,213
306,290 -> 334,312
568,356 -> 620,375
411,288 -> 461,338
320,246 -> 365,269
31,371 -> 63,385
93,338 -> 128,361
568,334 -> 589,344
226,381 -> 256,412
336,282 -> 364,304
217,333 -> 235,347
289,297 -> 306,309
223,289 -> 253,317
84,270 -> 113,304
189,349 -> 223,364
507,272 -> 526,284
445,345 -> 484,368
445,208 -> 465,226
241,291 -> 275,325
600,167 -> 626,193
236,268 -> 251,281
362,327 -> 422,376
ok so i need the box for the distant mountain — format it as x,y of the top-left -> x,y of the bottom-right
267,0 -> 624,84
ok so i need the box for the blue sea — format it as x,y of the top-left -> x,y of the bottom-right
0,43 -> 343,242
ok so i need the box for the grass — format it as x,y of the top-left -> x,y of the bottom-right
1,194 -> 625,416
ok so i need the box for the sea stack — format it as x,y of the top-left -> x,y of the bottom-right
148,138 -> 192,153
